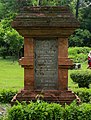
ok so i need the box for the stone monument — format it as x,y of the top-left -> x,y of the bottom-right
11,2 -> 80,104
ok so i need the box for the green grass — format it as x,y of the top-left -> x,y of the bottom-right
0,57 -> 90,91
0,57 -> 24,91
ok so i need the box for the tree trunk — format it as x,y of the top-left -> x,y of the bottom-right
76,0 -> 80,18
38,0 -> 42,6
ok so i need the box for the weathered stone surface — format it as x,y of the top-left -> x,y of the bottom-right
34,39 -> 58,90
11,90 -> 80,105
12,6 -> 80,38
12,6 -> 79,28
11,6 -> 80,105
0,106 -> 7,116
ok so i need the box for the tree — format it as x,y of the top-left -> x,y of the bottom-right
4,29 -> 24,59
0,18 -> 23,59
0,0 -> 91,59
69,29 -> 91,47
38,0 -> 42,6
76,0 -> 80,18
0,19 -> 10,58
0,0 -> 18,20
16,0 -> 71,6
80,4 -> 91,32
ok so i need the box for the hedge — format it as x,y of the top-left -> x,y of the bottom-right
73,88 -> 91,103
0,90 -> 17,103
4,101 -> 91,120
70,70 -> 91,88
0,88 -> 91,104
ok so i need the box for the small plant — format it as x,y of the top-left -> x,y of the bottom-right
70,70 -> 91,88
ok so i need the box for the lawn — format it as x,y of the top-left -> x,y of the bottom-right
0,57 -> 90,91
0,57 -> 24,91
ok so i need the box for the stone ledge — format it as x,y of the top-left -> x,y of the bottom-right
58,57 -> 74,69
19,57 -> 34,68
11,89 -> 80,105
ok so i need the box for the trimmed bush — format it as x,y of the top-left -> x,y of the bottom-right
0,90 -> 17,103
65,102 -> 91,120
73,88 -> 91,103
6,101 -> 91,120
0,47 -> 8,59
8,101 -> 64,120
70,70 -> 91,88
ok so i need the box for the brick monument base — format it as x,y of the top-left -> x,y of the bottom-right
11,6 -> 80,105
11,90 -> 80,105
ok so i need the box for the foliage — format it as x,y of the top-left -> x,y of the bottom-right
64,101 -> 79,120
68,47 -> 90,63
19,0 -> 71,6
5,101 -> 91,120
69,29 -> 91,47
8,101 -> 64,120
68,0 -> 91,47
0,18 -> 24,59
0,47 -> 8,59
0,90 -> 17,103
70,70 -> 91,88
8,103 -> 24,120
78,103 -> 91,120
0,0 -> 91,60
73,88 -> 91,103
0,0 -> 18,19
80,3 -> 91,32
4,29 -> 24,59
64,101 -> 91,120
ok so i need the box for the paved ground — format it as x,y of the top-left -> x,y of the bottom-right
0,104 -> 10,117
0,106 -> 6,118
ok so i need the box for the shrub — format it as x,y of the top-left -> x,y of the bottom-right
64,101 -> 79,120
6,101 -> 91,120
73,88 -> 91,103
70,70 -> 91,88
68,47 -> 91,63
8,101 -> 64,120
0,90 -> 17,103
78,103 -> 91,120
0,47 -> 8,59
64,102 -> 91,120
8,103 -> 24,120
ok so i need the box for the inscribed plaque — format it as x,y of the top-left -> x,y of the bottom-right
34,39 -> 58,90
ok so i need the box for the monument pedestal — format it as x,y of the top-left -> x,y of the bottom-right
12,90 -> 79,105
11,6 -> 80,105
